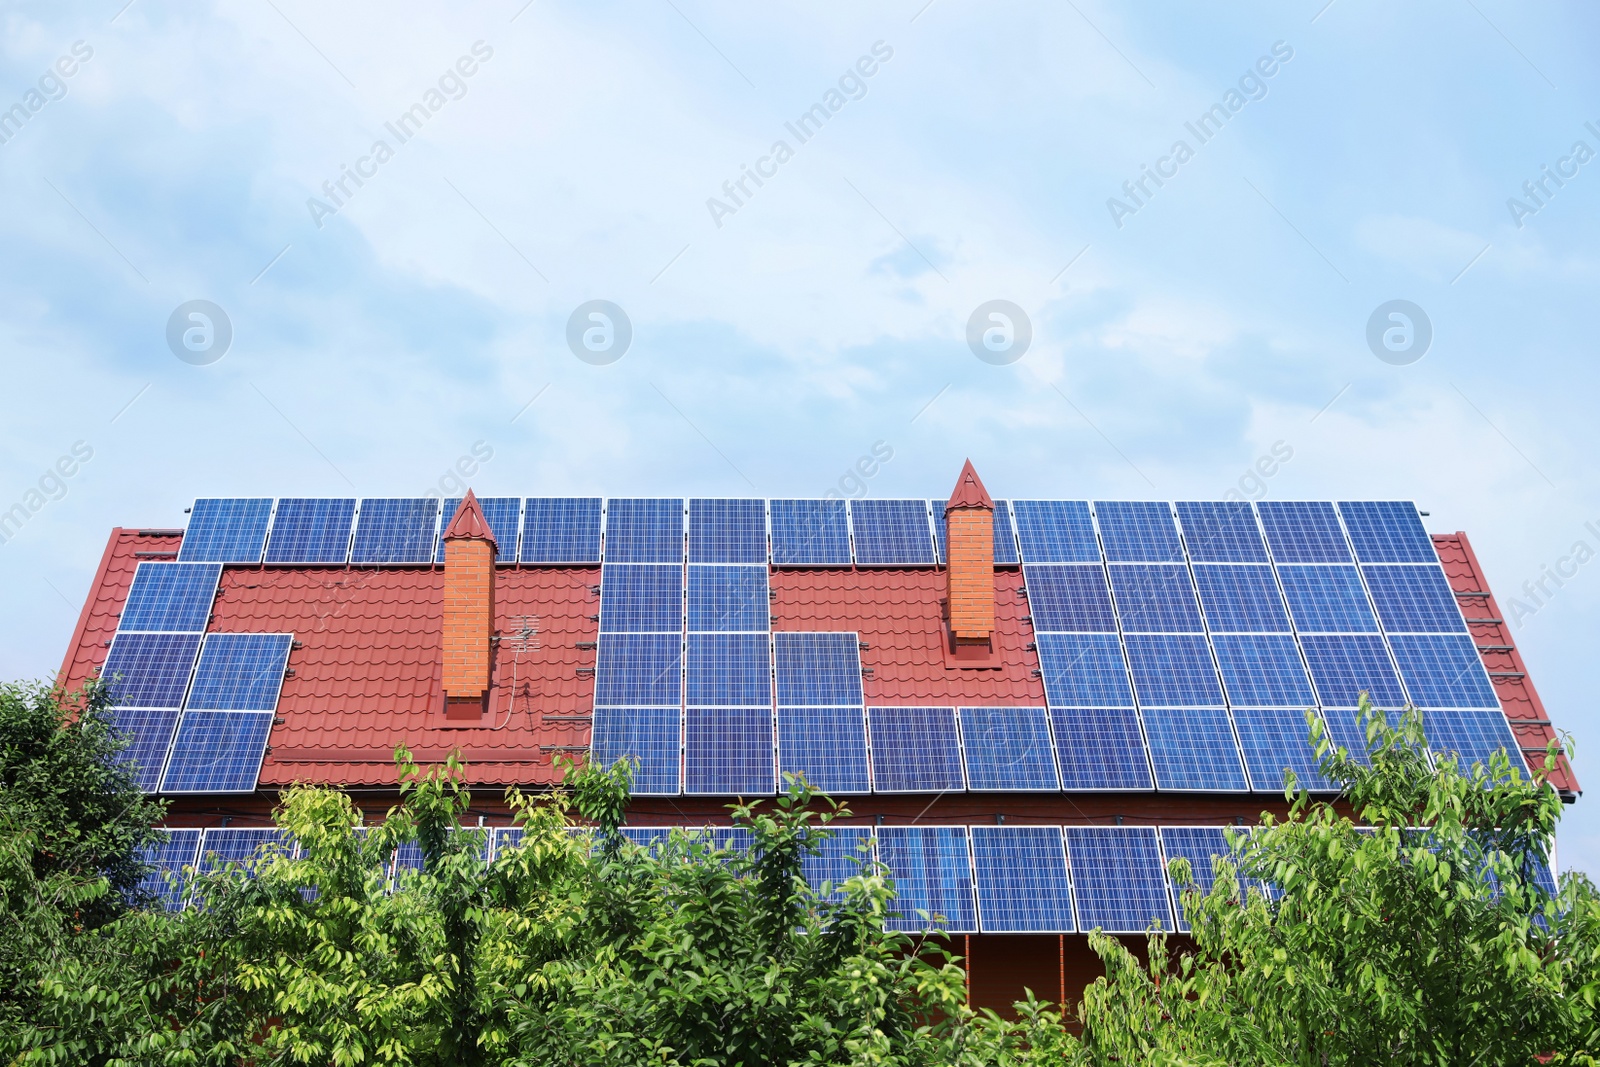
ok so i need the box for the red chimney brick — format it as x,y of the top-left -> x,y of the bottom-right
441,490 -> 497,719
946,460 -> 995,647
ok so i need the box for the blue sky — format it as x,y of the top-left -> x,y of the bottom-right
2,0 -> 1597,871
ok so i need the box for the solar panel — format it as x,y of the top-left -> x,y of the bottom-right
1108,564 -> 1205,632
686,633 -> 771,706
1232,708 -> 1338,792
1256,501 -> 1351,563
876,826 -> 978,933
1362,565 -> 1466,633
159,711 -> 275,793
1023,565 -> 1117,632
971,826 -> 1075,932
776,707 -> 871,793
1175,501 -> 1269,563
1278,565 -> 1379,632
1140,708 -> 1248,791
137,828 -> 203,909
773,632 -> 863,706
802,826 -> 873,902
1424,710 -> 1521,774
590,707 -> 681,794
1064,826 -> 1173,933
1319,705 -> 1379,763
686,565 -> 768,632
688,498 -> 767,563
1159,826 -> 1243,931
603,498 -> 683,563
178,498 -> 273,564
1094,501 -> 1184,563
491,827 -> 524,860
867,707 -> 965,792
109,707 -> 181,792
769,499 -> 852,566
1388,634 -> 1499,708
1191,565 -> 1291,632
197,827 -> 293,875
349,498 -> 439,565
521,497 -> 601,564
1338,501 -> 1437,563
1050,708 -> 1154,790
1123,634 -> 1225,707
100,632 -> 203,710
184,633 -> 293,711
439,496 -> 523,564
263,498 -> 356,565
1299,635 -> 1406,709
119,563 -> 222,632
684,708 -> 775,795
1211,634 -> 1316,707
850,499 -> 935,566
593,633 -> 682,707
1035,633 -> 1135,707
1011,500 -> 1100,563
933,499 -> 1020,567
599,564 -> 684,633
958,707 -> 1060,790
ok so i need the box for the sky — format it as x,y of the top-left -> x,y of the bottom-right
2,0 -> 1597,872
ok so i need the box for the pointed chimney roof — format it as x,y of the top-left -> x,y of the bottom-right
946,459 -> 994,511
443,489 -> 498,548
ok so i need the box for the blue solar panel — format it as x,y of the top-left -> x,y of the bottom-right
776,707 -> 871,793
1232,708 -> 1338,792
110,707 -> 181,792
1108,565 -> 1204,632
101,632 -> 203,709
1424,709 -> 1520,773
971,826 -> 1075,932
877,826 -> 978,933
687,565 -> 768,632
867,707 -> 965,792
1011,500 -> 1100,563
1299,635 -> 1406,709
1050,708 -> 1154,790
137,828 -> 202,909
1256,501 -> 1351,563
604,498 -> 683,563
958,707 -> 1060,790
1159,826 -> 1246,931
1278,565 -> 1379,632
1123,634 -> 1224,707
1036,633 -> 1134,707
1023,565 -> 1116,632
1065,827 -> 1172,933
590,707 -> 681,794
616,826 -> 672,850
1175,501 -> 1269,563
521,497 -> 601,564
689,498 -> 767,563
393,840 -> 425,880
774,632 -> 863,706
593,633 -> 682,707
491,827 -> 524,860
933,499 -> 1020,567
119,563 -> 221,632
197,827 -> 293,876
802,826 -> 873,902
1192,565 -> 1291,632
1140,707 -> 1248,791
185,633 -> 293,711
1338,501 -> 1436,563
686,633 -> 771,706
159,711 -> 274,793
1319,705 -> 1379,763
1362,565 -> 1466,633
350,498 -> 439,565
684,708 -> 774,794
1095,501 -> 1184,562
264,498 -> 356,565
1389,634 -> 1499,708
439,496 -> 522,564
599,564 -> 684,633
179,498 -> 273,564
850,499 -> 935,566
1211,634 -> 1315,707
769,499 -> 852,566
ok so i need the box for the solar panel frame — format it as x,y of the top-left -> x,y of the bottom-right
599,564 -> 684,634
1050,707 -> 1155,790
1423,709 -> 1521,773
849,499 -> 937,566
1299,634 -> 1407,709
1123,633 -> 1226,708
109,707 -> 182,793
263,498 -> 357,565
593,632 -> 683,708
1191,564 -> 1293,633
957,707 -> 1061,791
1278,565 -> 1380,633
1011,500 -> 1101,563
686,564 -> 769,632
802,825 -> 874,902
1160,825 -> 1257,932
1107,564 -> 1206,633
776,707 -> 872,794
1211,634 -> 1317,708
867,706 -> 966,793
1035,633 -> 1136,708
178,497 -> 274,564
159,710 -> 275,793
1139,707 -> 1249,791
970,826 -> 1075,933
688,498 -> 768,564
683,707 -> 776,795
685,632 -> 772,706
491,827 -> 524,860
1388,634 -> 1499,709
1231,707 -> 1339,793
184,633 -> 293,711
119,562 -> 222,633
1064,826 -> 1173,933
197,827 -> 294,876
603,498 -> 684,564
1174,501 -> 1270,563
350,498 -> 441,565
1362,565 -> 1468,634
773,631 -> 863,706
1338,501 -> 1438,564
590,707 -> 682,794
439,496 -> 524,565
1094,501 -> 1184,563
1023,565 -> 1118,632
769,499 -> 852,566
1256,501 -> 1352,563
137,828 -> 203,910
876,826 -> 978,933
100,632 -> 203,711
521,497 -> 602,564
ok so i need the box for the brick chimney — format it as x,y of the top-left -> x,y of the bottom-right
441,490 -> 497,720
944,459 -> 997,666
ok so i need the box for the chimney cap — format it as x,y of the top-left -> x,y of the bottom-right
946,459 -> 994,511
443,489 -> 499,547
